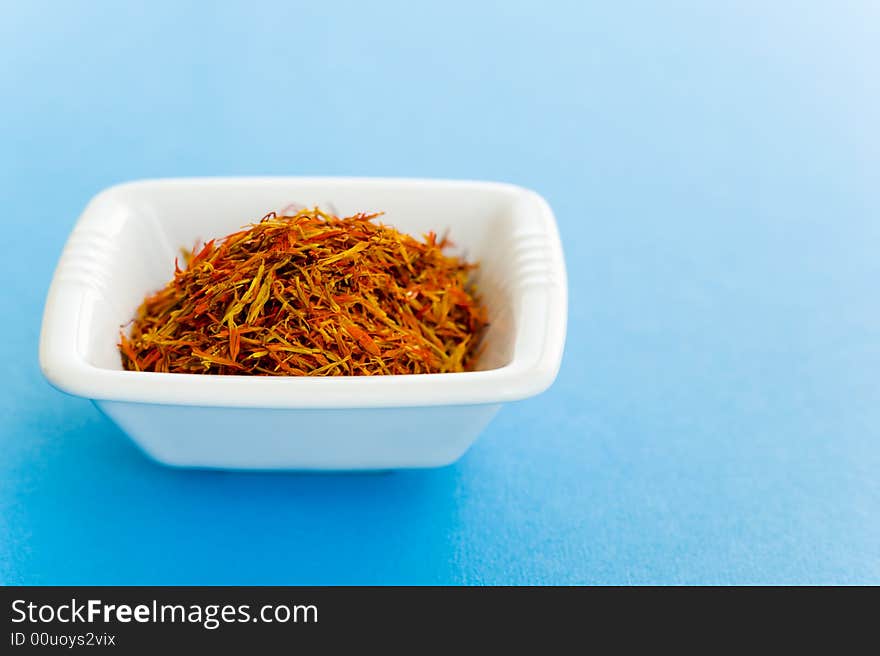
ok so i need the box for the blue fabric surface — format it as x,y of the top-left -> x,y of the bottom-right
1,1 -> 878,584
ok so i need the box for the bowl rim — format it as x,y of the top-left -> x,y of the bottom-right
39,176 -> 568,409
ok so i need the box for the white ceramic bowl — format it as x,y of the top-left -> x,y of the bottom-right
40,178 -> 567,469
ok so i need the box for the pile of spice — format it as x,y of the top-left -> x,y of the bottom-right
119,207 -> 488,376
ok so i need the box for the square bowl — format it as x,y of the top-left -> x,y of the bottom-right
39,177 -> 567,469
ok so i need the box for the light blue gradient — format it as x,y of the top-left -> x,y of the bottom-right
1,1 -> 878,584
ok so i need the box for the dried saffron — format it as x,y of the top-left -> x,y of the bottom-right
119,208 -> 488,376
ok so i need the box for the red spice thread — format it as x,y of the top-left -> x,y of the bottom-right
119,207 -> 488,376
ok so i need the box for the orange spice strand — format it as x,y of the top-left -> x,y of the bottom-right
119,208 -> 488,376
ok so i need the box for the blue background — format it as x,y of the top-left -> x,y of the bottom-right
2,1 -> 878,584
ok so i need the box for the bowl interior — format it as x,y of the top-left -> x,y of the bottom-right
76,179 -> 531,374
